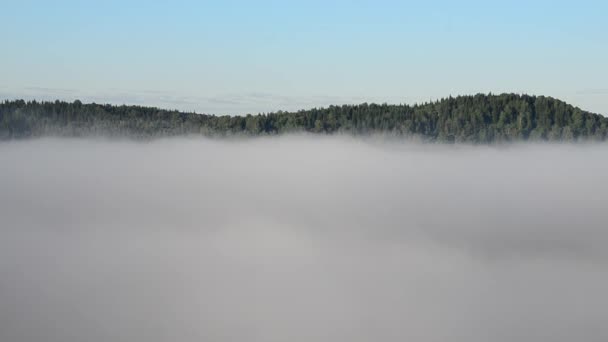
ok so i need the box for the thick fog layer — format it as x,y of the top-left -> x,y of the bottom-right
1,137 -> 608,342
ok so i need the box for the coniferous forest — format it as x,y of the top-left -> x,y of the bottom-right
1,93 -> 606,143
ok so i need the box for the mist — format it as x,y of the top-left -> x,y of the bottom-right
1,137 -> 608,342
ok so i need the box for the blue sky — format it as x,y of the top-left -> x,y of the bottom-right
1,0 -> 607,115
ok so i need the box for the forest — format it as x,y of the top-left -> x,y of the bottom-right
1,93 -> 606,143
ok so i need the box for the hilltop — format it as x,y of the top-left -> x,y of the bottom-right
1,93 -> 606,143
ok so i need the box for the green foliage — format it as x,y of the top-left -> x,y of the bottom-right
1,94 -> 606,143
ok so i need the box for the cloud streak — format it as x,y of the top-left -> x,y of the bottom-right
0,87 -> 417,115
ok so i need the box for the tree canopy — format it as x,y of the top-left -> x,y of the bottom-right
1,94 -> 606,143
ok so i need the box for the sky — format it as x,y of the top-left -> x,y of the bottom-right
1,0 -> 607,115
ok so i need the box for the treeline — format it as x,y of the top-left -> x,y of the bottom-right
1,93 -> 607,143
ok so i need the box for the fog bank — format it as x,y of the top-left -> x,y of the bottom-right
1,137 -> 608,342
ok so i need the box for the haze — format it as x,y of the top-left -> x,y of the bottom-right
1,137 -> 607,342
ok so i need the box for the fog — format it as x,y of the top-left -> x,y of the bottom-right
1,137 -> 608,342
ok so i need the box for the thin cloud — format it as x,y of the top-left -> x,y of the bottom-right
0,86 -> 409,115
576,89 -> 608,95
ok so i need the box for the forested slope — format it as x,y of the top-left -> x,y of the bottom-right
1,93 -> 606,142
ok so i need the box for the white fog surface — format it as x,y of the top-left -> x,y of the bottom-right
1,137 -> 608,342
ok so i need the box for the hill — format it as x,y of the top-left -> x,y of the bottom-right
1,93 -> 606,143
